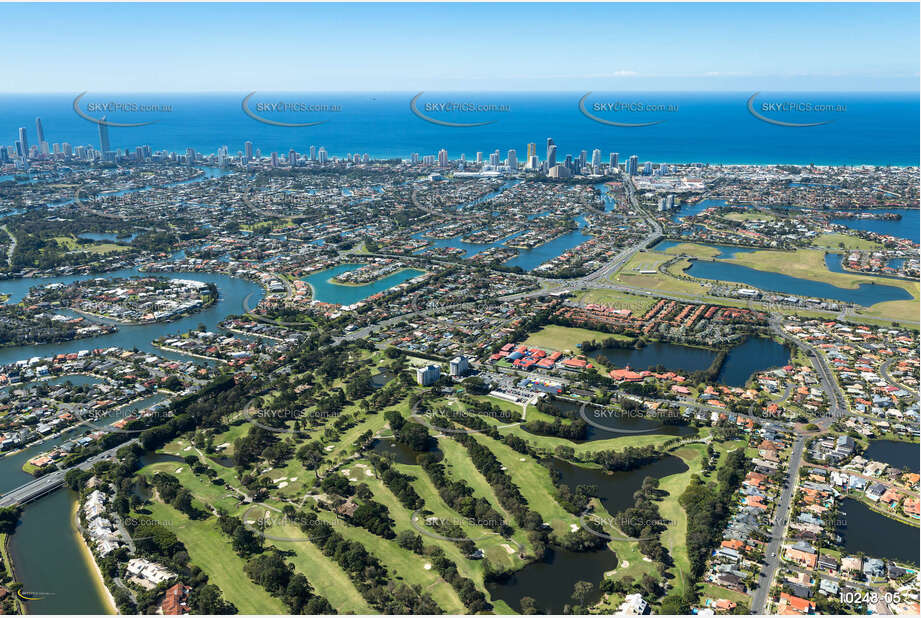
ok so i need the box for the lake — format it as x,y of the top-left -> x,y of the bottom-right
535,397 -> 697,441
685,259 -> 912,305
652,239 -> 759,259
717,337 -> 791,387
486,456 -> 689,613
592,337 -> 790,387
863,440 -> 920,473
835,497 -> 919,565
831,209 -> 920,244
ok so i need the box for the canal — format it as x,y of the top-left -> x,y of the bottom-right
7,490 -> 113,614
0,269 -> 265,366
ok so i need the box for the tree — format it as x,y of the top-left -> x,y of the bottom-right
571,580 -> 593,607
520,596 -> 539,615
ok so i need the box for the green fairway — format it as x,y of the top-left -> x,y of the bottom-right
143,502 -> 288,614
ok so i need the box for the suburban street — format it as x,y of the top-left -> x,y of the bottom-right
751,434 -> 806,614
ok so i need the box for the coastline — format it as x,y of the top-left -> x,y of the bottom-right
71,498 -> 119,615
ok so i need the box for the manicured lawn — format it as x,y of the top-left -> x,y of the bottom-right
812,233 -> 883,251
724,248 -> 919,322
699,582 -> 751,609
571,288 -> 656,315
143,502 -> 288,614
723,211 -> 775,222
468,433 -> 575,535
658,243 -> 723,259
524,325 -> 633,354
253,510 -> 374,613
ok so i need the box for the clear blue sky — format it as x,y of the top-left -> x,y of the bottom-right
3,2 -> 918,92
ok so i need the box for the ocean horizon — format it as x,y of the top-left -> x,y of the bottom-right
1,91 -> 918,166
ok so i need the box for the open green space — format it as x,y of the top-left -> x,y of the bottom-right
524,324 -> 633,353
143,502 -> 288,614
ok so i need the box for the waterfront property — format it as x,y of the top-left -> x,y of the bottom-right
302,263 -> 425,306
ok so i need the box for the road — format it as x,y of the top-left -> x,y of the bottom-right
880,358 -> 919,402
0,439 -> 137,507
751,434 -> 805,614
769,317 -> 847,421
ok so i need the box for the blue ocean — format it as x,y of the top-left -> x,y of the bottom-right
0,92 -> 917,165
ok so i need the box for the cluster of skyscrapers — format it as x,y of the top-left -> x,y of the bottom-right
3,117 -> 142,167
418,137 -> 656,180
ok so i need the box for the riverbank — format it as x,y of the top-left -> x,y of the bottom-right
152,342 -> 228,364
0,533 -> 23,615
71,498 -> 118,615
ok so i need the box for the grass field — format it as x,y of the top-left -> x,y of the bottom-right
51,235 -> 126,254
524,325 -> 633,353
723,211 -> 776,222
724,248 -> 919,321
656,243 -> 723,259
612,252 -> 710,296
812,233 -> 884,251
143,502 -> 288,614
571,288 -> 656,315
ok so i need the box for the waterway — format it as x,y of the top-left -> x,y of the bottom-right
863,439 -> 920,473
831,208 -> 920,244
0,166 -> 242,612
591,337 -> 789,387
0,269 -> 264,366
0,392 -> 167,494
302,263 -> 425,306
411,213 -> 592,272
7,489 -> 113,614
684,259 -> 912,305
824,253 -> 907,279
486,456 -> 688,613
651,239 -> 758,259
835,497 -> 919,565
535,398 -> 696,441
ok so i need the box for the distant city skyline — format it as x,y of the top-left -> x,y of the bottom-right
1,3 -> 918,93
